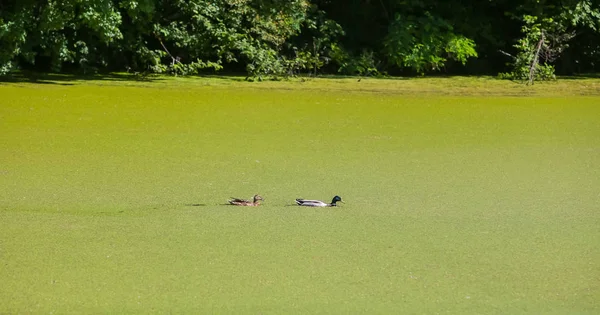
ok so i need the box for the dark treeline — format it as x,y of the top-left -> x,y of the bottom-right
1,0 -> 599,79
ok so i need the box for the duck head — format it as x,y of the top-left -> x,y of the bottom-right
253,195 -> 264,203
331,195 -> 343,205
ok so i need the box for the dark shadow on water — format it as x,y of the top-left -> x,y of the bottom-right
3,71 -> 599,86
198,74 -> 247,82
0,77 -> 75,86
0,71 -> 163,85
557,73 -> 600,80
1,71 -> 413,85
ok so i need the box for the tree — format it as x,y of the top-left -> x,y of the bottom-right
0,0 -> 123,74
384,12 -> 477,74
1,0 -> 599,78
500,0 -> 600,83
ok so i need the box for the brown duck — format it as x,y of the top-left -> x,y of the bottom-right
228,195 -> 264,206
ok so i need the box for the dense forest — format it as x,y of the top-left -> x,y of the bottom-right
1,0 -> 599,79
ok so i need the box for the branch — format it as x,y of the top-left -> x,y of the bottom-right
498,49 -> 515,59
528,31 -> 545,85
543,30 -> 576,62
379,0 -> 390,21
155,35 -> 182,66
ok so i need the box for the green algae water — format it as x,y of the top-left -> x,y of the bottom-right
1,79 -> 599,313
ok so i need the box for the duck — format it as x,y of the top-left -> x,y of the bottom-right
295,195 -> 343,207
228,195 -> 264,206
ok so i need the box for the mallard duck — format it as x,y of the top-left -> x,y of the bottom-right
228,195 -> 263,206
295,195 -> 343,207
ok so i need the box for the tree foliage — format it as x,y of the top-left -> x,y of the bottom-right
498,0 -> 600,83
1,0 -> 599,78
384,12 -> 477,74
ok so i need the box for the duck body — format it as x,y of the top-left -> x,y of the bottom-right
228,195 -> 263,206
295,196 -> 343,207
